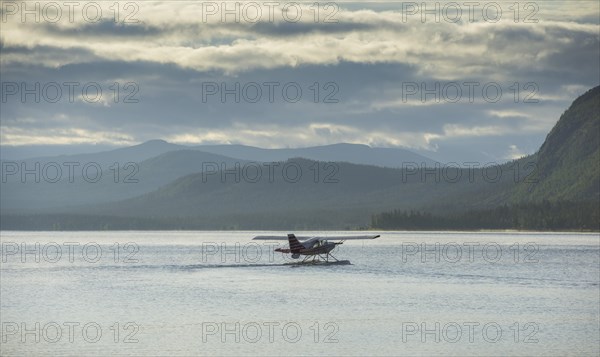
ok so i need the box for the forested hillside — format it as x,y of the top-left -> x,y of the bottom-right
372,86 -> 600,230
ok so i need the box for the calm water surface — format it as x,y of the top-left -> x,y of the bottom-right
1,231 -> 599,356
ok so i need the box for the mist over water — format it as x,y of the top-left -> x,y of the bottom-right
1,231 -> 598,356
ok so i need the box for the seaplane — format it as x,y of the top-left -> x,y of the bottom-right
253,233 -> 380,265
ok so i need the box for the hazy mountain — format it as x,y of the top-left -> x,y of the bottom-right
8,139 -> 186,167
193,143 -> 437,168
1,86 -> 598,229
0,150 -> 247,212
73,85 -> 600,228
0,143 -> 121,161
59,155 -> 516,229
3,141 -> 437,169
1,140 -> 435,212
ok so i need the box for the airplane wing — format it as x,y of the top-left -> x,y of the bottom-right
253,235 -> 380,241
252,236 -> 289,240
316,235 -> 380,241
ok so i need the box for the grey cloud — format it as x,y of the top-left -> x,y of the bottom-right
246,20 -> 376,36
41,21 -> 163,37
1,2 -> 598,163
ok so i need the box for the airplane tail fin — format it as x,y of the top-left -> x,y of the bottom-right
287,234 -> 303,253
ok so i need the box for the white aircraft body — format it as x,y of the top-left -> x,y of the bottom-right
253,233 -> 380,264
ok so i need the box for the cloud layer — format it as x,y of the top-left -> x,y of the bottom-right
1,1 -> 598,162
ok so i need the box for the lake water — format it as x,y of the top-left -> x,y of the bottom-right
1,231 -> 599,356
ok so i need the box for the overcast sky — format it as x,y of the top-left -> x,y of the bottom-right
1,1 -> 598,163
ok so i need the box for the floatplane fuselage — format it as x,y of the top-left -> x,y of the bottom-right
253,233 -> 380,264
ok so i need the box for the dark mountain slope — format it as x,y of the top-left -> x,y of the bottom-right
512,86 -> 600,202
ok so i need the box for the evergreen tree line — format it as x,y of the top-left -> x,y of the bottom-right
2,201 -> 598,231
370,201 -> 600,231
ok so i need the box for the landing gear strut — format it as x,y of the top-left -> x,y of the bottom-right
301,252 -> 339,263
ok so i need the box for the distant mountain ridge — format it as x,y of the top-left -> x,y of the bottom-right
14,139 -> 186,167
53,157 -> 516,229
0,141 -> 436,213
0,150 -> 247,212
84,85 -> 599,228
4,141 -> 437,169
194,143 -> 437,168
1,85 -> 598,230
